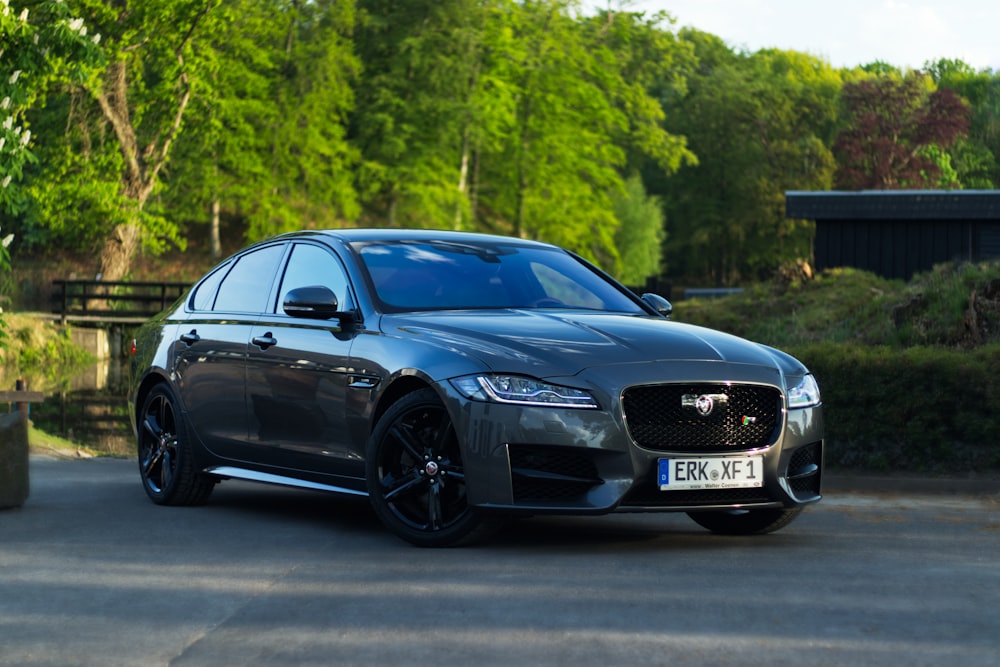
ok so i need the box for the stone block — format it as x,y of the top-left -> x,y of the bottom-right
0,411 -> 30,509
71,327 -> 109,360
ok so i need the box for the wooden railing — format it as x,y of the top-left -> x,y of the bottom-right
51,279 -> 190,324
1,380 -> 44,416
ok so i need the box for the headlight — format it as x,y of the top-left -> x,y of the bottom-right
451,374 -> 599,409
787,374 -> 821,409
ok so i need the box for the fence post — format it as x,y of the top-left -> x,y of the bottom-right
15,379 -> 30,417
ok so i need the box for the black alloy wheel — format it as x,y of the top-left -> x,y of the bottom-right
366,388 -> 499,547
686,507 -> 802,535
138,384 -> 215,506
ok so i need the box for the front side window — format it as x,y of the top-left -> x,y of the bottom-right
275,244 -> 353,313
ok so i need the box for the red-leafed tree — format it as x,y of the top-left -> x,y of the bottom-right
833,75 -> 971,189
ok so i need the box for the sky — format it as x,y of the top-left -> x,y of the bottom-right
613,0 -> 1000,72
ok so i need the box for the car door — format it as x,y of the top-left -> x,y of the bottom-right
174,243 -> 285,460
245,242 -> 363,479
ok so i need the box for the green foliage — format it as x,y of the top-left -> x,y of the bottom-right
660,33 -> 840,284
674,261 -> 1000,349
351,1 -> 694,274
0,224 -> 10,350
247,0 -> 360,239
0,0 -> 103,214
611,174 -> 664,284
21,143 -> 130,250
5,0 -> 235,281
788,343 -> 1000,473
929,58 -> 1000,188
0,314 -> 93,383
352,0 -> 488,230
165,0 -> 361,245
4,3 -> 1000,300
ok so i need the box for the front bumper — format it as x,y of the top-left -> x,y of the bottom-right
443,372 -> 824,516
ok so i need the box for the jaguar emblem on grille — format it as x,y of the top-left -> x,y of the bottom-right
681,393 -> 728,417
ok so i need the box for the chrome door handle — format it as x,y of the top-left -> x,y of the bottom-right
252,333 -> 277,350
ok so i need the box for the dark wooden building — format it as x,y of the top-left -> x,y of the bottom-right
785,190 -> 1000,280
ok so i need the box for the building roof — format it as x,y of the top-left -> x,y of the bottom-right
785,190 -> 1000,221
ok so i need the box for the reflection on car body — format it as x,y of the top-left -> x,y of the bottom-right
129,229 -> 824,546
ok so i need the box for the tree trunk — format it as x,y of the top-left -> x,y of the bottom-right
210,196 -> 221,258
98,223 -> 142,283
388,191 -> 398,228
470,146 -> 480,226
455,130 -> 469,230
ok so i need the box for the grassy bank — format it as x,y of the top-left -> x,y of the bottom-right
28,423 -> 102,459
0,313 -> 94,391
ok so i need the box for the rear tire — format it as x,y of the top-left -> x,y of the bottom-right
138,384 -> 215,506
687,507 -> 802,535
366,388 -> 500,547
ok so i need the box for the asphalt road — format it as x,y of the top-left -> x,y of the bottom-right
1,456 -> 998,667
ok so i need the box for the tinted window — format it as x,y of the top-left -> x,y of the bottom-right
531,262 -> 605,309
276,244 -> 352,313
355,240 -> 642,313
212,245 -> 284,313
189,261 -> 231,311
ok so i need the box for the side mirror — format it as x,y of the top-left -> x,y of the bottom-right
641,293 -> 673,319
283,286 -> 354,322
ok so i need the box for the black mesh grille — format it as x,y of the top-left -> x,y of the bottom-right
509,446 -> 602,503
788,442 -> 822,498
622,383 -> 782,452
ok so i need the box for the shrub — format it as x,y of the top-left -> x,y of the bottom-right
789,343 -> 1000,473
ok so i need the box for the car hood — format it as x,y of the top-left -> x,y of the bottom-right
384,309 -> 796,378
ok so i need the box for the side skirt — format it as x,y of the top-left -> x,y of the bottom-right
205,466 -> 369,497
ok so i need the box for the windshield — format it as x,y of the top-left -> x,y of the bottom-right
354,240 -> 644,314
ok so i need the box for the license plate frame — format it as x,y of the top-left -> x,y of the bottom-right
658,456 -> 764,491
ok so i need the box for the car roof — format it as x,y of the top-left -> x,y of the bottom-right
272,228 -> 560,249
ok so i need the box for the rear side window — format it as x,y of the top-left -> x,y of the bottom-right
205,245 -> 284,313
189,262 -> 230,311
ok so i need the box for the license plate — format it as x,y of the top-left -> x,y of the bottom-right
658,456 -> 763,491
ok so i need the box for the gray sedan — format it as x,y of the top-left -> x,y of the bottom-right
128,229 -> 823,546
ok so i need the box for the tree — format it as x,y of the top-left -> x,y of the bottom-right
351,0 -> 694,278
352,0 -> 503,230
252,0 -> 359,239
157,0 -> 280,258
489,0 -> 627,256
927,58 -> 999,189
1,1 -> 102,332
90,1 -> 223,280
660,32 -> 840,284
16,1 -> 223,280
164,0 -> 360,254
612,174 -> 664,285
476,1 -> 694,270
0,1 -> 101,215
833,73 -> 972,190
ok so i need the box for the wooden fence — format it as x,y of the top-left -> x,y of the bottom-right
51,279 -> 189,324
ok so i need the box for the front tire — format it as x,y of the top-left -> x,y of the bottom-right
138,384 -> 215,506
687,507 -> 802,535
366,388 -> 499,547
